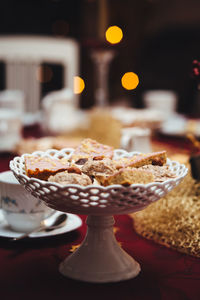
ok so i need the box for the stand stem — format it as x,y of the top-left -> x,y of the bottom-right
59,215 -> 140,283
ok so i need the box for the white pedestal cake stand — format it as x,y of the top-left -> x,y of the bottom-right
10,148 -> 188,283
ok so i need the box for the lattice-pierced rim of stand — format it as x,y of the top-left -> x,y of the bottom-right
9,148 -> 188,215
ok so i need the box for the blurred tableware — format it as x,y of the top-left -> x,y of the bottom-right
159,114 -> 200,137
143,90 -> 177,117
0,171 -> 54,233
111,107 -> 165,130
23,111 -> 42,126
0,89 -> 41,126
91,49 -> 115,107
0,90 -> 25,116
0,90 -> 24,151
121,127 -> 152,153
12,213 -> 67,241
0,210 -> 82,239
0,108 -> 22,152
160,114 -> 187,136
42,88 -> 86,134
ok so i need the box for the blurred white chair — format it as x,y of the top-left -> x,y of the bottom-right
0,36 -> 79,113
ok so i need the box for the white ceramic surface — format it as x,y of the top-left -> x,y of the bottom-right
0,210 -> 82,238
0,171 -> 54,232
22,111 -> 42,126
10,148 -> 188,283
0,90 -> 25,115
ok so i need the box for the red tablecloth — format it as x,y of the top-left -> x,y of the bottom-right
0,126 -> 200,300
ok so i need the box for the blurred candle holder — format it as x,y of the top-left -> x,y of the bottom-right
91,49 -> 115,107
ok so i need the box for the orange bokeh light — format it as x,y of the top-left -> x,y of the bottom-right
74,76 -> 85,94
105,26 -> 123,44
121,72 -> 139,90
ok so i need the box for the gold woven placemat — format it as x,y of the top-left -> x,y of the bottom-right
130,157 -> 200,257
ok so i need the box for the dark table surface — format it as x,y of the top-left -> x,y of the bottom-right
0,125 -> 200,300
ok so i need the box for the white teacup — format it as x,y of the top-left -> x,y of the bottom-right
0,171 -> 54,233
121,127 -> 152,153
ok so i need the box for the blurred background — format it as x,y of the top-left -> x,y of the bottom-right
0,0 -> 200,112
1,0 -> 200,153
0,1 -> 200,288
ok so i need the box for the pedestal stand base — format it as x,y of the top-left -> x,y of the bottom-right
59,215 -> 141,283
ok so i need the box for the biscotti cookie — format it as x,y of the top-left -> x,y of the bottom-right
96,168 -> 155,186
113,151 -> 167,169
70,138 -> 114,162
81,158 -> 117,176
24,155 -> 70,180
48,171 -> 92,186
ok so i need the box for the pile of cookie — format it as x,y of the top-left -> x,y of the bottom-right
24,138 -> 176,186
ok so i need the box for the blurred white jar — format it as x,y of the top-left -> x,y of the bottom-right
121,127 -> 152,153
42,88 -> 84,135
0,108 -> 22,152
143,90 -> 177,117
0,90 -> 25,116
0,90 -> 24,151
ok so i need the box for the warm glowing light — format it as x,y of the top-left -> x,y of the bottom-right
105,26 -> 123,44
121,72 -> 139,90
36,66 -> 53,83
74,76 -> 85,94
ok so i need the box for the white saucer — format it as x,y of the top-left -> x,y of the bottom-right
159,114 -> 187,136
0,210 -> 82,238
